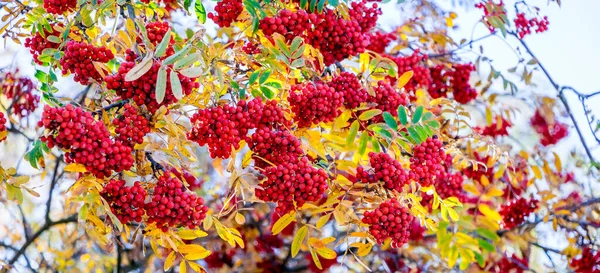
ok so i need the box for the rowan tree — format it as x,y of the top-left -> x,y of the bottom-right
0,0 -> 599,272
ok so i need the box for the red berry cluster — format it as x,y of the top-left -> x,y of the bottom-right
255,234 -> 284,252
144,21 -> 174,57
100,179 -> 147,223
169,167 -> 204,191
409,137 -> 447,187
38,105 -> 134,178
104,50 -> 198,113
355,152 -> 409,192
248,127 -> 303,169
59,41 -> 114,85
348,0 -> 382,32
462,153 -> 494,183
530,109 -> 568,146
242,41 -> 261,55
0,112 -> 6,142
367,81 -> 409,122
362,198 -> 414,248
475,0 -> 507,33
112,104 -> 151,147
306,9 -> 371,65
145,172 -> 208,231
43,0 -> 77,14
408,219 -> 426,241
205,250 -> 235,269
479,117 -> 512,137
288,82 -> 343,128
570,247 -> 600,273
187,99 -> 263,159
256,157 -> 328,213
259,9 -> 313,42
388,50 -> 432,94
257,99 -> 293,130
514,13 -> 549,39
24,26 -> 61,65
449,63 -> 477,104
428,65 -> 450,99
0,71 -> 40,118
328,72 -> 368,110
422,172 -> 465,206
499,197 -> 539,229
366,31 -> 397,54
492,254 -> 528,273
207,0 -> 243,27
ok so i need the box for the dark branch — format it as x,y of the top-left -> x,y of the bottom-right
7,215 -> 77,267
45,157 -> 63,223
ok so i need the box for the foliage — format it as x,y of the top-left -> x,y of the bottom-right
0,0 -> 599,272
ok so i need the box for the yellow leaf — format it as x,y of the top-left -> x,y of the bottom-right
478,204 -> 502,222
177,229 -> 208,240
463,184 -> 480,195
235,213 -> 246,225
554,152 -> 562,172
291,225 -> 308,258
447,207 -> 459,222
64,163 -> 88,173
315,247 -> 336,259
349,232 -> 369,238
180,261 -> 187,273
554,210 -> 571,215
184,249 -> 211,260
242,151 -> 253,169
480,175 -> 490,187
356,242 -> 372,257
485,187 -> 504,197
188,261 -> 205,272
358,109 -> 382,121
532,165 -> 542,179
493,164 -> 506,180
397,70 -> 414,89
164,251 -> 176,271
309,246 -> 322,270
271,211 -> 296,235
316,214 -> 330,229
321,237 -> 336,244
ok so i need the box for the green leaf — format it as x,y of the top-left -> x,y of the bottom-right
155,29 -> 172,58
248,70 -> 260,85
474,252 -> 486,268
174,53 -> 201,70
407,127 -> 422,144
163,44 -> 192,66
46,35 -> 60,43
359,109 -> 382,121
125,52 -> 154,81
477,238 -> 495,252
475,228 -> 500,242
397,106 -> 408,125
300,0 -> 308,9
328,0 -> 338,6
194,0 -> 207,24
170,71 -> 183,100
259,69 -> 271,84
292,44 -> 306,59
292,225 -> 308,258
412,106 -> 424,124
414,125 -> 428,141
260,86 -> 275,99
422,111 -> 433,121
275,38 -> 291,58
34,70 -> 48,82
382,112 -> 398,131
317,0 -> 326,12
264,81 -> 282,89
346,120 -> 359,146
373,126 -> 392,139
371,138 -> 381,153
426,119 -> 440,129
358,133 -> 368,155
155,66 -> 167,104
24,140 -> 47,169
290,37 -> 303,53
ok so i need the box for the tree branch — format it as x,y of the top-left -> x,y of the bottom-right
6,215 -> 77,268
45,157 -> 63,223
509,32 -> 598,166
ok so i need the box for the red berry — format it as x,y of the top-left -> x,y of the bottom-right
499,197 -> 539,229
100,179 -> 147,223
59,41 -> 114,85
362,198 -> 414,248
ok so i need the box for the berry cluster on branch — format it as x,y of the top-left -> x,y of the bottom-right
248,127 -> 303,169
409,137 -> 448,187
492,254 -> 529,273
570,247 -> 600,273
0,112 -> 6,142
362,198 -> 414,248
145,172 -> 208,231
0,71 -> 40,118
208,0 -> 244,27
530,109 -> 568,146
38,105 -> 134,178
355,152 -> 409,192
328,72 -> 369,110
499,197 -> 539,229
514,13 -> 549,39
104,50 -> 199,113
288,82 -> 343,128
24,26 -> 61,65
43,0 -> 77,14
100,179 -> 147,223
112,104 -> 151,147
59,41 -> 114,85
